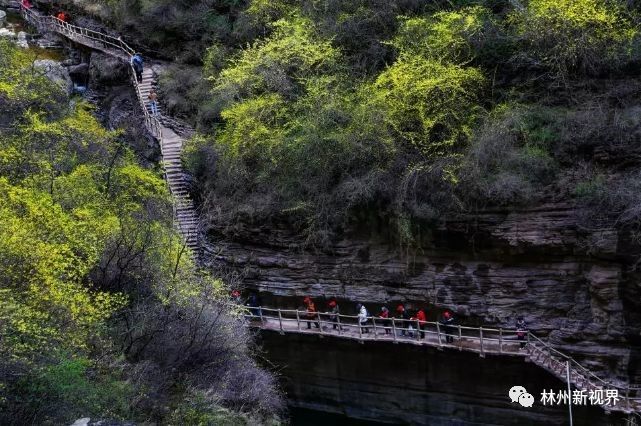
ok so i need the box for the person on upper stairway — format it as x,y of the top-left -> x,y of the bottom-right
130,53 -> 144,83
516,316 -> 528,349
416,308 -> 427,339
21,0 -> 32,10
303,297 -> 319,330
357,303 -> 369,334
148,90 -> 158,116
439,310 -> 455,343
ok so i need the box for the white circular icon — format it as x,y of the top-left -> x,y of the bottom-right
519,392 -> 535,408
509,385 -> 527,403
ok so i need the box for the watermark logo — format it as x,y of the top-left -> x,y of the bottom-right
509,385 -> 534,408
510,387 -> 620,408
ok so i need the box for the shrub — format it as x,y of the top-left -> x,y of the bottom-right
509,0 -> 638,80
392,7 -> 492,63
373,56 -> 485,157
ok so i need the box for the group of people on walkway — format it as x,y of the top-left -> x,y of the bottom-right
302,297 -> 459,341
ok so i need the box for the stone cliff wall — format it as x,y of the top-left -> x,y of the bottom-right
205,203 -> 641,385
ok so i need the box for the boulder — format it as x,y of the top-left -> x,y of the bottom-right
16,30 -> 27,48
89,51 -> 128,84
33,59 -> 73,94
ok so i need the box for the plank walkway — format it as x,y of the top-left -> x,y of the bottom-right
248,305 -> 641,415
20,7 -> 199,253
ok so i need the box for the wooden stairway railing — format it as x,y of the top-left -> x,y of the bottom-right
20,6 -> 200,254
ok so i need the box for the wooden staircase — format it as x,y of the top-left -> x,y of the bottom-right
20,7 -> 200,255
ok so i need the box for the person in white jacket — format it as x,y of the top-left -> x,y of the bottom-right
357,303 -> 369,334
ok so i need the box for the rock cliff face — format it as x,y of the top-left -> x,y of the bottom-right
205,202 -> 641,387
261,331 -> 623,425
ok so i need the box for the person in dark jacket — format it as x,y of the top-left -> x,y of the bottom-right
396,304 -> 411,337
245,293 -> 261,319
516,316 -> 527,349
440,310 -> 455,343
130,53 -> 143,82
328,299 -> 341,330
303,297 -> 320,330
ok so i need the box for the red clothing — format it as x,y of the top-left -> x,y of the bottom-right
416,310 -> 427,325
379,310 -> 389,319
56,12 -> 68,22
21,0 -> 32,9
305,301 -> 317,319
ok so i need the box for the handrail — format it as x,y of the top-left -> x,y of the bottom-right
240,304 -> 641,411
20,5 -> 190,246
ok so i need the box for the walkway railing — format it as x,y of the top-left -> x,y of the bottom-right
19,7 -> 162,139
19,6 -> 191,243
242,305 -> 641,414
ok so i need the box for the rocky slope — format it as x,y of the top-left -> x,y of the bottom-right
205,202 -> 641,387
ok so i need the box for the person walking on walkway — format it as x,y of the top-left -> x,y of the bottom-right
516,316 -> 527,349
148,90 -> 159,116
21,0 -> 32,10
131,53 -> 143,83
416,308 -> 427,339
440,310 -> 455,343
246,292 -> 260,319
328,299 -> 340,330
396,304 -> 410,337
303,297 -> 319,330
357,303 -> 369,334
379,306 -> 391,335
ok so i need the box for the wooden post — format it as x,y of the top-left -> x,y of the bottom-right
317,312 -> 323,337
296,310 -> 301,332
358,316 -> 363,341
436,321 -> 443,347
415,319 -> 420,342
458,325 -> 462,351
278,309 -> 284,335
499,328 -> 503,354
392,318 -> 397,343
259,306 -> 264,326
479,327 -> 485,357
337,313 -> 342,336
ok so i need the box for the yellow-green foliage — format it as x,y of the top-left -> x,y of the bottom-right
0,179 -> 127,361
374,56 -> 485,156
218,93 -> 287,161
510,0 -> 637,77
213,15 -> 340,100
392,7 -> 490,63
0,40 -> 64,110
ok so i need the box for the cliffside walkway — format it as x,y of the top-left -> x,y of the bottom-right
248,305 -> 641,415
19,6 -> 199,254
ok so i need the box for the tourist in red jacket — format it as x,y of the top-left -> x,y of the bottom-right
303,297 -> 319,330
416,308 -> 427,339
